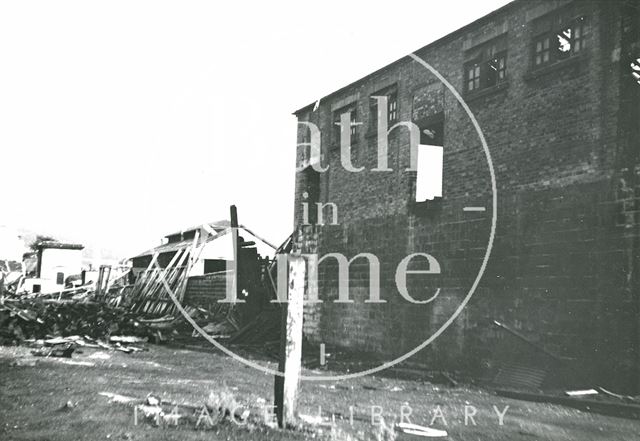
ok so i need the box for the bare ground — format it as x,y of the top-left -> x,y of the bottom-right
0,344 -> 638,441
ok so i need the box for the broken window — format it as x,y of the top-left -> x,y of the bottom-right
464,34 -> 508,93
369,86 -> 399,134
415,116 -> 444,202
532,9 -> 588,68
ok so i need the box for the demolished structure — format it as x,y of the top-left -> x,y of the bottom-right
0,209 -> 283,354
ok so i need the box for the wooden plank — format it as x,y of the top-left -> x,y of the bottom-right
274,255 -> 305,428
132,253 -> 160,298
239,225 -> 278,250
140,249 -> 186,302
145,250 -> 183,295
175,231 -> 201,303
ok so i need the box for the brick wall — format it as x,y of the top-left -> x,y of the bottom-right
294,0 -> 640,390
184,271 -> 229,310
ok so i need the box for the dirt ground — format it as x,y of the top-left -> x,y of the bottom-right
1,344 -> 639,441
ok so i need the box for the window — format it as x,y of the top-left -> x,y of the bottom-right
532,10 -> 589,68
369,87 -> 398,134
301,167 -> 320,225
534,37 -> 551,66
464,35 -> 508,93
493,55 -> 507,81
387,92 -> 398,125
56,272 -> 64,285
467,64 -> 481,92
204,259 -> 226,274
414,115 -> 444,203
333,104 -> 358,146
298,125 -> 311,165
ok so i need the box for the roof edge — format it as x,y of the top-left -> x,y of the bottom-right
37,241 -> 84,251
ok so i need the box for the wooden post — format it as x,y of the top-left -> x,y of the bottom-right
230,205 -> 240,303
103,266 -> 112,294
95,266 -> 105,297
274,255 -> 305,428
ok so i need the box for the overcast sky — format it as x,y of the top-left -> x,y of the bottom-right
0,0 -> 511,258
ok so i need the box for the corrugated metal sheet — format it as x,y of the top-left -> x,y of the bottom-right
494,362 -> 548,390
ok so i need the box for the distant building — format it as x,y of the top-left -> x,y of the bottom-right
22,241 -> 84,293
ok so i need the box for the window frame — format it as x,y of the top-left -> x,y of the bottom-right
387,92 -> 398,125
332,103 -> 358,148
298,123 -> 312,165
411,113 -> 445,209
369,85 -> 399,136
532,13 -> 589,69
463,35 -> 508,95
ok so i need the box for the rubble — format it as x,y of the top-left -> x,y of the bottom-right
0,286 -> 281,354
0,217 -> 285,359
31,344 -> 75,358
0,297 -> 147,345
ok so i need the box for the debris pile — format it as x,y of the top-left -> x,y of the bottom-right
126,246 -> 192,316
25,334 -> 147,360
0,220 -> 287,356
229,307 -> 280,346
0,260 -> 23,296
0,297 -> 148,345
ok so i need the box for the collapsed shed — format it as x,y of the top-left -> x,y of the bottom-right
123,217 -> 277,333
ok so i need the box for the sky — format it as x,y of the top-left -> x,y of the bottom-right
0,0 -> 512,258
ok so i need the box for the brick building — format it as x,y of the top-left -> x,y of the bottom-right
293,0 -> 640,390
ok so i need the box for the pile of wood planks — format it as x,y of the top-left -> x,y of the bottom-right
128,231 -> 206,317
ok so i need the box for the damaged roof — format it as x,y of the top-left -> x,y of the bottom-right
163,220 -> 230,239
132,224 -> 230,259
36,241 -> 84,251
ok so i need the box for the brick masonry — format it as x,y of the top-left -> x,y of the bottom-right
293,0 -> 640,390
184,272 -> 229,310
